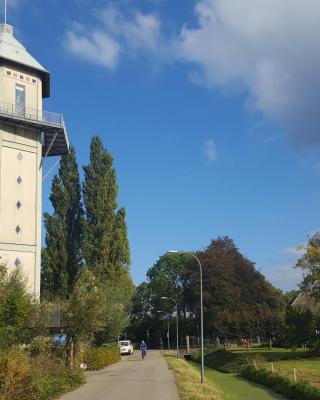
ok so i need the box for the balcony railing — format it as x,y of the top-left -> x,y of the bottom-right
0,101 -> 64,127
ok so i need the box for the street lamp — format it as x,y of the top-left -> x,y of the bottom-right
157,311 -> 170,352
161,296 -> 179,359
168,250 -> 205,384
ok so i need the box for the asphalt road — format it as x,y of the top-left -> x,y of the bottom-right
59,350 -> 179,400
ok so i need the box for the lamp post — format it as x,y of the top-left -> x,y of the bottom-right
168,250 -> 205,384
157,311 -> 170,352
161,296 -> 179,358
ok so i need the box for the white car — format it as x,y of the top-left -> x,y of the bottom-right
118,340 -> 134,355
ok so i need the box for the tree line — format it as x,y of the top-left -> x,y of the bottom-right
129,236 -> 320,352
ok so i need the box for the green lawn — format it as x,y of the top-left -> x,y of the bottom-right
191,362 -> 286,400
271,359 -> 320,390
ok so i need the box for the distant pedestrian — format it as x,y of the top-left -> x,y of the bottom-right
140,340 -> 147,359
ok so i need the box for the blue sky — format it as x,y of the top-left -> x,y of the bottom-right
8,0 -> 320,291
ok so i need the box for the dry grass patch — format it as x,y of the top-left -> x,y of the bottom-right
164,354 -> 234,400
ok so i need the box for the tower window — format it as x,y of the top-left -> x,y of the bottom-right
17,176 -> 22,184
6,70 -> 11,76
16,84 -> 25,115
16,201 -> 22,209
17,152 -> 23,161
32,78 -> 37,84
15,225 -> 22,234
20,75 -> 24,80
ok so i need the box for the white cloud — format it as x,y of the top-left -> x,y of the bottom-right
177,0 -> 320,147
64,1 -> 320,146
203,138 -> 218,162
65,29 -> 120,70
263,265 -> 302,291
281,247 -> 305,257
64,5 -> 165,70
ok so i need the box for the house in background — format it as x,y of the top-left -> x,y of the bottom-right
291,292 -> 320,315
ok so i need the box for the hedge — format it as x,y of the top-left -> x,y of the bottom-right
84,346 -> 120,371
241,366 -> 320,400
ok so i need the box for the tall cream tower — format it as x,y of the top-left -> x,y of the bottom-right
0,23 -> 69,297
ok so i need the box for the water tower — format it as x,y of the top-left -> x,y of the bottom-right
0,21 -> 69,297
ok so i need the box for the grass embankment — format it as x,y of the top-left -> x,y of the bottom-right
164,354 -> 237,400
192,348 -> 311,373
241,366 -> 320,400
269,359 -> 320,390
191,362 -> 286,400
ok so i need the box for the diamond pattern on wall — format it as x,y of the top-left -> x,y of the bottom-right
16,201 -> 22,209
15,225 -> 22,234
17,152 -> 23,161
17,176 -> 22,184
14,258 -> 21,267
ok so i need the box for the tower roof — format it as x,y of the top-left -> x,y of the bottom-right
0,24 -> 50,98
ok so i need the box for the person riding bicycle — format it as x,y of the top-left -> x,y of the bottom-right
140,340 -> 147,359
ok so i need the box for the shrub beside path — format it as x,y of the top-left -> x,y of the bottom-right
58,350 -> 179,400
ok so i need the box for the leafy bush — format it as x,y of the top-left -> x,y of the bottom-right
241,366 -> 320,400
84,346 -> 120,370
34,369 -> 84,400
0,347 -> 85,400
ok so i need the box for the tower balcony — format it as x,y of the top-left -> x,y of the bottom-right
0,101 -> 69,157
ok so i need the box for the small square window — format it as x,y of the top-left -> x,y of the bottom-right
6,70 -> 11,76
13,73 -> 17,78
32,79 -> 37,84
26,76 -> 30,82
20,75 -> 24,80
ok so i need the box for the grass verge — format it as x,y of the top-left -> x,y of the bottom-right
192,348 -> 311,373
164,354 -> 237,400
241,366 -> 320,400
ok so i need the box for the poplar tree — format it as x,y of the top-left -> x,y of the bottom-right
41,146 -> 84,299
82,136 -> 118,276
109,207 -> 131,271
82,136 -> 134,342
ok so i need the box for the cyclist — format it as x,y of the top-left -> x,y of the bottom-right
140,340 -> 147,359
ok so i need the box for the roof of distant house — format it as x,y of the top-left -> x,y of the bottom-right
291,292 -> 320,315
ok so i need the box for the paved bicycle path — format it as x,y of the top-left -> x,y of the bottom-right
59,350 -> 179,400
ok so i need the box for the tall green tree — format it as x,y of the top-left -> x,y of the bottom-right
41,146 -> 84,299
83,136 -> 134,341
82,136 -> 118,277
109,208 -> 131,271
295,232 -> 320,300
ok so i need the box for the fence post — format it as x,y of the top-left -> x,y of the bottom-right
294,368 -> 297,382
271,362 -> 274,373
